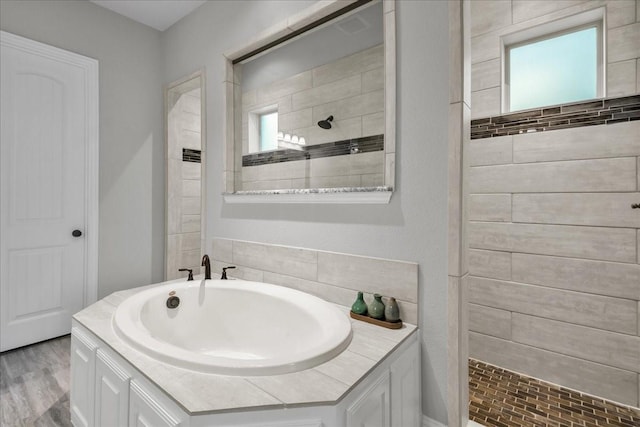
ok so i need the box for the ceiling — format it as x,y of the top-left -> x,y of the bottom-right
89,0 -> 207,31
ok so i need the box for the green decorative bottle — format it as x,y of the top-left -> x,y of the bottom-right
368,293 -> 385,319
351,291 -> 368,315
385,297 -> 400,322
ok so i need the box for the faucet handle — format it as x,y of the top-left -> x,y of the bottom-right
178,268 -> 194,281
221,266 -> 236,280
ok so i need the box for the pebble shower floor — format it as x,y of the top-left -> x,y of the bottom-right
469,359 -> 640,427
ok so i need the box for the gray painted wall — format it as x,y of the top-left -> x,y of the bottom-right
162,0 -> 451,422
0,0 -> 165,298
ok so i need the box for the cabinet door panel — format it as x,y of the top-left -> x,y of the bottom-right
346,372 -> 390,427
70,327 -> 97,427
129,379 -> 185,427
390,340 -> 420,427
95,349 -> 131,426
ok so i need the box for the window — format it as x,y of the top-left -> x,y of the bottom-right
247,105 -> 278,153
503,10 -> 603,112
259,111 -> 278,151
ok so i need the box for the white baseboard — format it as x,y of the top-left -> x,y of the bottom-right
423,415 -> 447,427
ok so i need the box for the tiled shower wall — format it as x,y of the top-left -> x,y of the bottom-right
238,44 -> 384,190
166,88 -> 202,280
210,238 -> 418,325
471,0 -> 640,119
468,0 -> 640,408
239,151 -> 384,191
467,121 -> 640,407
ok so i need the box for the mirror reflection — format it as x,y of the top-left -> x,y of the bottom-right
234,1 -> 384,191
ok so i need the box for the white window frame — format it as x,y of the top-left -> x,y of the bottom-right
501,8 -> 605,113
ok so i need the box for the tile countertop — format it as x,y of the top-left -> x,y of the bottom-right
72,279 -> 418,415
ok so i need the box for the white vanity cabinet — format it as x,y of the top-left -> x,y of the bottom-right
71,326 -> 188,427
129,379 -> 186,427
71,323 -> 419,427
346,373 -> 391,427
94,348 -> 131,426
343,339 -> 421,427
70,327 -> 98,427
390,340 -> 422,427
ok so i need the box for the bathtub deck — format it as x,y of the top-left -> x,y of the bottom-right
73,285 -> 418,414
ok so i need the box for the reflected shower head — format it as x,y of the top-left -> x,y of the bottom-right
317,115 -> 334,129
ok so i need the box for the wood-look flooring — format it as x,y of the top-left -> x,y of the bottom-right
0,335 -> 71,427
3,337 -> 639,427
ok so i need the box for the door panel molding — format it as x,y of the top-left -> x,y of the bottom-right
0,31 -> 98,347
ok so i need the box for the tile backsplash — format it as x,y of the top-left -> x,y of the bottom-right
211,238 -> 418,325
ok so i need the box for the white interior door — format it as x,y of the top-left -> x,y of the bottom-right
0,32 -> 99,352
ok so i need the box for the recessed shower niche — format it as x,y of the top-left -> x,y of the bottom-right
223,0 -> 396,203
165,72 -> 205,280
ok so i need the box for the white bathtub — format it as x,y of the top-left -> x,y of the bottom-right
112,279 -> 352,375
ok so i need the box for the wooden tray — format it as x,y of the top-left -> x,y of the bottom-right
350,311 -> 403,329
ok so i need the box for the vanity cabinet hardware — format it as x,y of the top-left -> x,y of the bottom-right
632,203 -> 640,209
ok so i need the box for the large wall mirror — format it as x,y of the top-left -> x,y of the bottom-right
223,0 -> 396,203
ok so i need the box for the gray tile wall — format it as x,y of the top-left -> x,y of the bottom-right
166,89 -> 202,280
239,44 -> 385,190
467,118 -> 640,407
469,1 -> 640,407
211,238 -> 418,325
471,0 -> 640,119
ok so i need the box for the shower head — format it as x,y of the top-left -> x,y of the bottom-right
317,115 -> 334,129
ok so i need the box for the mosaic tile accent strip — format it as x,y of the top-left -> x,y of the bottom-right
469,359 -> 640,427
182,148 -> 201,163
242,134 -> 384,167
471,95 -> 640,140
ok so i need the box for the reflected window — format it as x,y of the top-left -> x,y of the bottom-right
506,25 -> 601,112
259,111 -> 278,151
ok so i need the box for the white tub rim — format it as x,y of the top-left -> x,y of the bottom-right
112,279 -> 353,376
